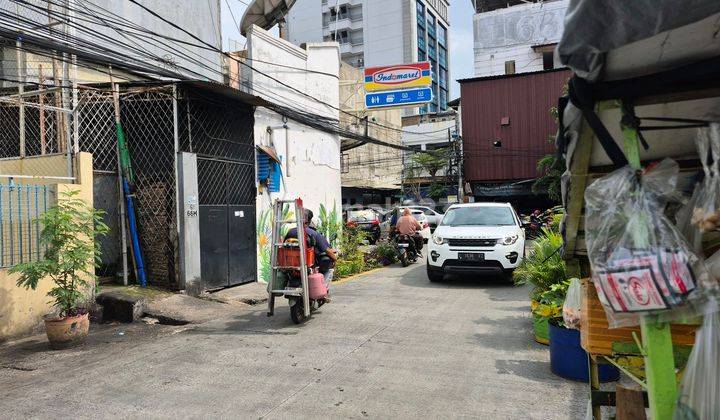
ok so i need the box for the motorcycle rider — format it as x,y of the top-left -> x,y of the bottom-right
396,208 -> 424,258
285,209 -> 337,285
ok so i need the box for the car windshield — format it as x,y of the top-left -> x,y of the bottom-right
347,210 -> 376,222
440,206 -> 516,227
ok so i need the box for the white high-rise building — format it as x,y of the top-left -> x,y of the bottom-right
285,0 -> 451,113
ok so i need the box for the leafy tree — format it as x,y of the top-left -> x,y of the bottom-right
411,148 -> 449,178
533,100 -> 566,203
427,182 -> 447,201
532,153 -> 565,202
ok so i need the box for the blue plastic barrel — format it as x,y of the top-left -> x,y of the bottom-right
549,322 -> 619,382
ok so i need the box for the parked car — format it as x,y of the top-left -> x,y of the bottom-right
406,205 -> 444,230
381,207 -> 432,242
346,209 -> 381,244
426,202 -> 525,282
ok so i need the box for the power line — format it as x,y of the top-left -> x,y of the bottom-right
0,2 -> 419,150
124,0 -> 449,137
31,0 -> 447,138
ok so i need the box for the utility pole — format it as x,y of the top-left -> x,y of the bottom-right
15,37 -> 25,158
457,135 -> 464,203
454,110 -> 464,203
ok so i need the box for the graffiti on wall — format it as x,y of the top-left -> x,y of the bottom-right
256,201 -> 341,283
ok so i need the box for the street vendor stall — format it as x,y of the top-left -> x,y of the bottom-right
556,1 -> 720,419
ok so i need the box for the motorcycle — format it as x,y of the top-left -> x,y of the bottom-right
393,231 -> 419,267
276,242 -> 333,324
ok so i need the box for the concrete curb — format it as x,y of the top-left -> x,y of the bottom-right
333,266 -> 387,285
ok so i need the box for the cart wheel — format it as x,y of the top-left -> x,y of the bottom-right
290,302 -> 306,324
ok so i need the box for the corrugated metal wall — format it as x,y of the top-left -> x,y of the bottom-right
460,69 -> 570,182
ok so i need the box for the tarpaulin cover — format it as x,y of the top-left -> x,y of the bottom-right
557,0 -> 720,81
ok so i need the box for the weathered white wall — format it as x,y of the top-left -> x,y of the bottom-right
473,0 -> 567,77
0,0 -> 223,84
245,25 -> 342,283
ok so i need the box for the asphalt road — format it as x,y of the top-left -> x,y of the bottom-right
0,263 -> 587,419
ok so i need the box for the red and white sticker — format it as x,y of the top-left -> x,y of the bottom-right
597,265 -> 669,312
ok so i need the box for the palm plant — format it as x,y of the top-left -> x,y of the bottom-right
513,228 -> 566,301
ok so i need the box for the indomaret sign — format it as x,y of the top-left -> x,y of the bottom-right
364,62 -> 431,92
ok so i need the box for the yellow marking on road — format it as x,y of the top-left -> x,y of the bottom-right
332,267 -> 386,285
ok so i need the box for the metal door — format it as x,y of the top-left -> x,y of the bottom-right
200,206 -> 229,289
198,158 -> 256,289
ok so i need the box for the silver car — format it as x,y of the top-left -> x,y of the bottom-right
406,206 -> 444,229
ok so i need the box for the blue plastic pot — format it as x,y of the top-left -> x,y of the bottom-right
549,322 -> 619,382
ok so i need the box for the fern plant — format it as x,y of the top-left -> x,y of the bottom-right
513,228 -> 566,301
11,190 -> 108,317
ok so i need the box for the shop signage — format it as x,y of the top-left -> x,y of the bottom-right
364,62 -> 431,92
365,87 -> 433,109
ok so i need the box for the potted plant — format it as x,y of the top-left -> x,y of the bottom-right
543,279 -> 620,382
513,228 -> 566,344
11,190 -> 108,349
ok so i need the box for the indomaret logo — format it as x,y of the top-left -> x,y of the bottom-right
373,67 -> 421,85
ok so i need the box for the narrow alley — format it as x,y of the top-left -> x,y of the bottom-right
0,265 -> 586,419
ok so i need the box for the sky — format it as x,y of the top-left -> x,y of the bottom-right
220,0 -> 476,99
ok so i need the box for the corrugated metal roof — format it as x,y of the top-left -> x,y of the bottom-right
460,69 -> 570,182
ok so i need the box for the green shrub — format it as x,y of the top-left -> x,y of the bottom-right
371,241 -> 397,265
334,224 -> 369,279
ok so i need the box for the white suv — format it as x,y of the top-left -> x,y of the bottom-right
427,202 -> 525,282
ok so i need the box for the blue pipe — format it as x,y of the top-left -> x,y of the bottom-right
123,178 -> 147,287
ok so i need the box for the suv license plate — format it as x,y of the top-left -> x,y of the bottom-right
459,252 -> 484,261
398,243 -> 409,248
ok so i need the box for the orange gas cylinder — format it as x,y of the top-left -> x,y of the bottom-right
308,272 -> 327,300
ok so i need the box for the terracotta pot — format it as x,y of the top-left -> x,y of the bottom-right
44,313 -> 89,350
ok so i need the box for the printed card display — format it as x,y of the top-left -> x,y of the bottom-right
592,247 -> 697,314
596,265 -> 669,312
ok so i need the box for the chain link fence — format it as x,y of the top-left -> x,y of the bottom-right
0,87 -> 74,179
0,82 -> 256,288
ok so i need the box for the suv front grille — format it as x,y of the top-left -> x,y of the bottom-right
447,238 -> 497,247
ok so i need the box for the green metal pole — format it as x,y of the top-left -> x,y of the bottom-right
640,317 -> 677,419
621,104 -> 677,420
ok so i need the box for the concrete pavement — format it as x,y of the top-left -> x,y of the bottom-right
0,263 -> 587,419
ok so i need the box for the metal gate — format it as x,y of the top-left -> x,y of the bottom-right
198,158 -> 256,289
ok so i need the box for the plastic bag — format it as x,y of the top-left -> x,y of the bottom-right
691,124 -> 720,233
674,306 -> 720,420
707,249 -> 720,282
585,158 -> 716,327
676,182 -> 704,254
563,278 -> 582,329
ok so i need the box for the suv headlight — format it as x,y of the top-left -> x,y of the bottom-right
432,235 -> 446,245
498,235 -> 518,245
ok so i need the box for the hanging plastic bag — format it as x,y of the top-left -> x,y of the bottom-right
676,182 -> 704,254
691,124 -> 720,233
585,158 -> 716,327
674,306 -> 720,420
563,278 -> 582,329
